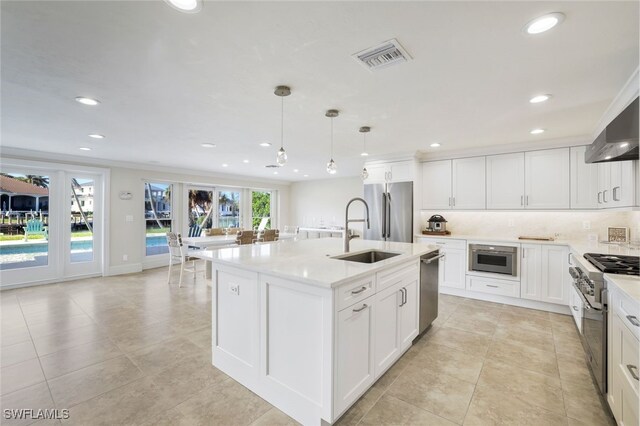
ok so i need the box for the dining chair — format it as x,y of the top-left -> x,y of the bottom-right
166,232 -> 199,287
236,230 -> 256,245
207,227 -> 224,236
257,229 -> 279,243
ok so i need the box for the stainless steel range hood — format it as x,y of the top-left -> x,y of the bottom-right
585,97 -> 639,163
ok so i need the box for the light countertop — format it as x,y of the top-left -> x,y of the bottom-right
192,238 -> 438,288
605,274 -> 640,303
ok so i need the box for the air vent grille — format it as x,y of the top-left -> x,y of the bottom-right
353,39 -> 411,71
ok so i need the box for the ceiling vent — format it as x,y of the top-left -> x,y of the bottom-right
352,39 -> 412,71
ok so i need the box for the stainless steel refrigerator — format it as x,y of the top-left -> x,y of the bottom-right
363,182 -> 413,242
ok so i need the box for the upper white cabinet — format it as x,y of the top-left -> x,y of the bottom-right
364,160 -> 414,184
421,160 -> 451,210
570,145 -> 599,209
524,148 -> 570,209
421,157 -> 485,210
452,157 -> 486,209
486,152 -> 525,209
598,161 -> 637,208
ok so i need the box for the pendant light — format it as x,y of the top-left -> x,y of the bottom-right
274,85 -> 291,167
325,109 -> 339,174
359,126 -> 370,180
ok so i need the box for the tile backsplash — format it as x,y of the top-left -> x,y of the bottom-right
420,210 -> 639,242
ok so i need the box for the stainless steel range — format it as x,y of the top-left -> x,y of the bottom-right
569,252 -> 640,394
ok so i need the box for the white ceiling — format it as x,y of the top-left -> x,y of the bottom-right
1,1 -> 638,182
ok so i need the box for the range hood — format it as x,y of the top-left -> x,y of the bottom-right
585,97 -> 639,163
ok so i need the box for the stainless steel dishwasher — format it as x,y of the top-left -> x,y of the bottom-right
419,251 -> 443,334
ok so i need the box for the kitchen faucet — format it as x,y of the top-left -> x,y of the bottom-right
344,197 -> 370,253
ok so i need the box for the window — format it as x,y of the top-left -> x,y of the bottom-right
70,177 -> 95,263
188,188 -> 213,229
217,190 -> 240,228
145,182 -> 172,256
251,191 -> 271,229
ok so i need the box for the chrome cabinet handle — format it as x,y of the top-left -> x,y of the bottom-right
351,286 -> 367,295
422,253 -> 446,264
603,190 -> 608,203
597,192 -> 602,204
627,315 -> 640,327
613,186 -> 620,201
572,306 -> 579,312
627,364 -> 639,381
487,284 -> 499,288
452,197 -> 455,207
398,288 -> 407,307
568,253 -> 572,265
353,304 -> 368,313
521,195 -> 524,206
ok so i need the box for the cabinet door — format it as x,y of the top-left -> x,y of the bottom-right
439,248 -> 466,289
421,160 -> 452,210
610,161 -> 636,207
570,146 -> 599,209
570,283 -> 583,333
336,296 -> 375,414
486,153 -> 525,209
399,278 -> 419,350
525,148 -> 570,209
598,162 -> 611,208
364,164 -> 388,184
452,157 -> 486,209
540,245 -> 570,305
373,284 -> 401,377
520,244 -> 541,301
389,161 -> 413,183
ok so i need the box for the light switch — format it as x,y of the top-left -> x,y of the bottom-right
125,215 -> 134,223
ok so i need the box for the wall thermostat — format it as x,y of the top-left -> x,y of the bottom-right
119,191 -> 133,200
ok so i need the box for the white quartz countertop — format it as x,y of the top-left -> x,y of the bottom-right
605,274 -> 640,303
415,233 -> 571,246
192,238 -> 438,288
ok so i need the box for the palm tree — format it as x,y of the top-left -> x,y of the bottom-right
146,183 -> 164,229
25,175 -> 49,188
71,179 -> 92,233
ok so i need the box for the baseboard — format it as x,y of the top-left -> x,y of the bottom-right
0,272 -> 103,290
440,286 -> 571,315
107,263 -> 143,276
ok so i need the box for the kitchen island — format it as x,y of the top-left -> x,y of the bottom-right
196,238 -> 438,425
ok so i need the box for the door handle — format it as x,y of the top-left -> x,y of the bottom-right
613,186 -> 620,201
452,197 -> 455,207
572,306 -> 579,312
398,288 -> 406,307
448,197 -> 451,207
627,364 -> 639,381
603,190 -> 608,203
627,315 -> 640,327
597,192 -> 602,204
486,284 -> 499,288
568,253 -> 572,265
422,253 -> 446,264
351,286 -> 367,295
381,192 -> 387,239
526,195 -> 529,206
353,304 -> 368,313
386,192 -> 391,238
402,287 -> 407,306
520,195 -> 524,206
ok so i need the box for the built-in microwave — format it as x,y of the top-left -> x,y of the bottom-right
469,244 -> 518,277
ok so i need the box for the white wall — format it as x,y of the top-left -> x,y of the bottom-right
289,177 -> 364,232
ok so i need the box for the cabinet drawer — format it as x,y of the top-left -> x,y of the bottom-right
466,275 -> 520,298
617,313 -> 640,397
613,289 -> 640,340
418,238 -> 466,250
569,284 -> 583,333
337,275 -> 375,312
377,260 -> 419,293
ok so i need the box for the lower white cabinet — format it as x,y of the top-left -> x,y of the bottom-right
399,277 -> 419,349
439,248 -> 466,289
520,244 -> 570,305
466,275 -> 520,298
336,295 -> 375,415
568,283 -> 583,333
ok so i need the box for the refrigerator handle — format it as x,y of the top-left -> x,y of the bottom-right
381,192 -> 387,239
386,192 -> 391,238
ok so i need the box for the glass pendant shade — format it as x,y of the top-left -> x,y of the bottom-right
361,167 -> 369,180
326,158 -> 337,174
276,147 -> 287,166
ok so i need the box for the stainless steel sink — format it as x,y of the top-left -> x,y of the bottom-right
332,250 -> 401,264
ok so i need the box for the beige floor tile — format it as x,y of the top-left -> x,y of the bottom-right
175,379 -> 271,426
137,407 -> 189,426
498,312 -> 554,335
412,342 -> 484,384
27,315 -> 97,339
487,339 -> 559,377
554,335 -> 584,357
557,353 -> 594,387
386,363 -> 475,424
63,377 -> 175,426
1,358 -> 45,396
184,326 -> 212,350
427,326 -> 492,355
439,294 -> 465,305
129,336 -> 203,375
250,408 -> 300,426
0,382 -> 55,426
493,323 -> 556,353
563,387 -> 615,426
464,384 -> 568,425
1,326 -> 33,347
48,355 -> 143,407
108,320 -> 180,353
335,385 -> 385,426
501,305 -> 550,320
552,318 -> 579,336
477,359 -> 564,414
443,311 -> 498,337
32,324 -> 107,357
360,394 -> 456,426
39,338 -> 123,379
1,340 -> 38,368
461,299 -> 504,310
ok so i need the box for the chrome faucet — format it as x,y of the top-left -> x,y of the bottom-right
344,197 -> 370,253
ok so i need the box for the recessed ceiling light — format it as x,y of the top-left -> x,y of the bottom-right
605,156 -> 612,160
88,134 -> 104,139
525,12 -> 565,35
79,147 -> 91,151
303,174 -> 309,177
293,169 -> 299,173
163,0 -> 201,13
361,152 -> 369,157
222,163 -> 228,167
430,143 -> 441,148
529,94 -> 551,104
243,159 -> 250,164
75,97 -> 100,106
259,142 -> 271,147
620,142 -> 629,148
530,128 -> 545,135
201,143 -> 216,148
273,171 -> 279,175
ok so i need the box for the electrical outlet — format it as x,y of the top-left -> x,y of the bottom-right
582,221 -> 591,230
125,215 -> 134,223
229,283 -> 240,296
507,219 -> 515,227
122,254 -> 128,261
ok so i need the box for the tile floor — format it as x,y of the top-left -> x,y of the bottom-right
0,266 -> 614,425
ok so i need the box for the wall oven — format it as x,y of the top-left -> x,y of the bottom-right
469,244 -> 518,277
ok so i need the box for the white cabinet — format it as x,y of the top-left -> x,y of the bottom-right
569,284 -> 583,333
440,247 -> 466,289
486,153 -> 525,209
421,157 -> 486,210
519,244 -> 569,305
570,146 -> 599,209
399,277 -> 419,349
421,160 -> 451,210
598,161 -> 637,208
336,295 -> 375,415
452,157 -> 486,209
525,148 -> 570,209
364,161 -> 414,184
